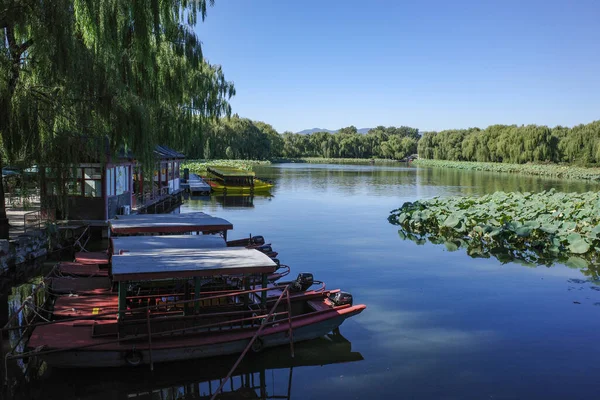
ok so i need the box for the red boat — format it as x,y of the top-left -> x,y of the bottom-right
5,212 -> 365,369
26,248 -> 364,367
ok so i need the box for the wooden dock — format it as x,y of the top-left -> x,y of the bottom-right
182,173 -> 211,195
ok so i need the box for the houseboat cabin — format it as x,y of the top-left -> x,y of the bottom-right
41,145 -> 185,221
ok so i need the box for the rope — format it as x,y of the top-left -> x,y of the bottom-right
24,301 -> 50,323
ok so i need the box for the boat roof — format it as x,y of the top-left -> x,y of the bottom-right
154,145 -> 185,160
111,248 -> 278,281
109,212 -> 233,234
111,235 -> 226,254
207,166 -> 255,178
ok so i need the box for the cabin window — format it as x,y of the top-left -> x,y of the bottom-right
84,167 -> 102,197
106,168 -> 115,196
116,166 -> 128,195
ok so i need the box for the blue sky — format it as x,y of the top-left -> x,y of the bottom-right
195,0 -> 600,133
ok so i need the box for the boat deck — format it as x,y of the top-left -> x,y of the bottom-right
57,262 -> 108,277
50,277 -> 113,295
74,252 -> 110,265
53,294 -> 118,319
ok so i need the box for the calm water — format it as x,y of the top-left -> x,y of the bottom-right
7,163 -> 600,399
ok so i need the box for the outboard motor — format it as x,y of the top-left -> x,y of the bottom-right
251,235 -> 265,246
257,245 -> 273,254
289,273 -> 314,292
330,291 -> 353,307
297,273 -> 314,291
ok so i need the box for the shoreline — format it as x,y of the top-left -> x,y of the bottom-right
413,159 -> 600,181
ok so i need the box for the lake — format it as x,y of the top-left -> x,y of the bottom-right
6,163 -> 600,399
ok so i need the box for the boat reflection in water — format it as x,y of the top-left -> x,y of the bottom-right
13,330 -> 362,400
216,193 -> 256,208
182,193 -> 273,209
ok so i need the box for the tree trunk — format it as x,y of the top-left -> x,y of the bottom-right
0,152 -> 10,239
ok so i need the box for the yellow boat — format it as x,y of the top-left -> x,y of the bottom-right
205,166 -> 273,193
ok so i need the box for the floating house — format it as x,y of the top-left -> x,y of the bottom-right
41,145 -> 185,222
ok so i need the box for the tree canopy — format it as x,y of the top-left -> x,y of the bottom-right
1,0 -> 234,168
0,0 -> 234,236
417,121 -> 600,165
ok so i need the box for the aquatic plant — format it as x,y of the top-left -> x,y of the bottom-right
182,160 -> 271,175
413,159 -> 600,181
389,190 -> 600,279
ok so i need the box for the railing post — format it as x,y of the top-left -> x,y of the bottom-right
146,308 -> 154,371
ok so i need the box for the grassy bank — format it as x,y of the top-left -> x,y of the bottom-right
271,157 -> 402,165
183,158 -> 404,175
413,159 -> 600,181
389,190 -> 600,274
182,160 -> 271,175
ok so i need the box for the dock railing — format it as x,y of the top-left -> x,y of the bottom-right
23,208 -> 56,232
133,186 -> 175,212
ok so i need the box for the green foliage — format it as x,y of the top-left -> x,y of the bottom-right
389,190 -> 600,278
413,159 -> 600,181
182,159 -> 271,175
279,125 -> 419,160
0,0 -> 234,168
418,121 -> 600,166
185,116 -> 278,160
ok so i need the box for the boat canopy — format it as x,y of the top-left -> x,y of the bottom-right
207,166 -> 255,178
110,235 -> 226,255
112,248 -> 278,281
109,212 -> 233,235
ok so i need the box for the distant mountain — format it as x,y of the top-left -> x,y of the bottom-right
295,128 -> 336,135
295,127 -> 373,135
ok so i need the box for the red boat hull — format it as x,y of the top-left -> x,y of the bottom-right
29,304 -> 365,368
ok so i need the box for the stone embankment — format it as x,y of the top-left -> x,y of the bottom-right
0,229 -> 49,273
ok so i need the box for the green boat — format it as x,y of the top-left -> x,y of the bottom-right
205,166 -> 273,193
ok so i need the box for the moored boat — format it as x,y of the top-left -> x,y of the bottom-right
205,166 -> 273,194
27,248 -> 365,367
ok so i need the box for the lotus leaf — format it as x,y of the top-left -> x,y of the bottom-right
444,241 -> 459,251
443,214 -> 462,228
565,257 -> 589,269
515,226 -> 533,237
567,234 -> 590,254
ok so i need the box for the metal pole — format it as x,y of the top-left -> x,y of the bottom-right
286,289 -> 294,358
146,309 -> 154,371
209,286 -> 290,400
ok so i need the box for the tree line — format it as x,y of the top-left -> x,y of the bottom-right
186,119 -> 600,167
418,121 -> 600,165
183,123 -> 421,161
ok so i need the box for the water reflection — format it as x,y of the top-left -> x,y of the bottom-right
9,331 -> 362,400
395,229 -> 600,282
251,163 -> 600,204
415,166 -> 600,196
183,193 -> 273,210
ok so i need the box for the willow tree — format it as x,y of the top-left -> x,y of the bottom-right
0,0 -> 234,237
